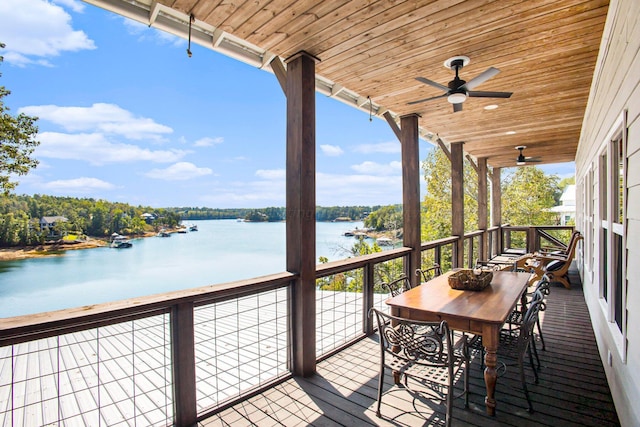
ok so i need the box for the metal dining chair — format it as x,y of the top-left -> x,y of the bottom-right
415,263 -> 442,282
380,274 -> 412,297
505,275 -> 550,351
369,308 -> 470,427
497,290 -> 545,412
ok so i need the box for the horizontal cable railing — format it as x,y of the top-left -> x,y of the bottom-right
0,273 -> 294,426
1,226 -> 568,426
314,248 -> 411,359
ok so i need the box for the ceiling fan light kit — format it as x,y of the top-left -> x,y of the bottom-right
447,92 -> 467,104
515,145 -> 542,165
410,55 -> 513,112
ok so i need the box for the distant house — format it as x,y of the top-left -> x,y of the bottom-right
549,185 -> 576,225
141,213 -> 156,224
40,216 -> 68,236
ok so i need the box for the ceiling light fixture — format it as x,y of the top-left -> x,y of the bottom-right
505,131 -> 516,135
484,104 -> 498,110
447,92 -> 467,104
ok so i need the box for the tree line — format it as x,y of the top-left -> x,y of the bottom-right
0,194 -> 184,246
0,195 -> 376,247
170,205 -> 373,222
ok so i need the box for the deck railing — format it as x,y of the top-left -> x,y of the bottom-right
0,225 -> 574,426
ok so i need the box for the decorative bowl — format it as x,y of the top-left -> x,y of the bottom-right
448,269 -> 493,291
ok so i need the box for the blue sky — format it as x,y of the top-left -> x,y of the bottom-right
0,0 -> 576,209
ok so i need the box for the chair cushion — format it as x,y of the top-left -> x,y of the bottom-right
546,260 -> 563,271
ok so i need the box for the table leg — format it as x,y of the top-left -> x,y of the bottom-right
482,325 -> 500,416
483,347 -> 498,415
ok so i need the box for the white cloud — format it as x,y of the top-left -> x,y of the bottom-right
20,104 -> 173,141
320,144 -> 344,157
122,17 -> 184,47
316,172 -> 402,206
41,177 -> 115,192
194,137 -> 224,147
255,169 -> 285,180
144,162 -> 213,181
0,0 -> 95,66
36,132 -> 187,165
52,0 -> 85,13
350,160 -> 402,175
352,141 -> 400,154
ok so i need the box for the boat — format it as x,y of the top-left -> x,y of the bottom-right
376,237 -> 393,246
157,229 -> 171,237
110,234 -> 132,248
343,231 -> 355,237
189,224 -> 198,231
177,228 -> 187,234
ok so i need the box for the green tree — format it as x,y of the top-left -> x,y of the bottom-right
363,205 -> 402,231
501,167 -> 559,226
0,43 -> 40,195
420,148 -> 478,242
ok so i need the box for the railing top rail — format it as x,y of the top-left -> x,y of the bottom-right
420,236 -> 458,250
316,247 -> 411,277
0,271 -> 296,346
463,229 -> 484,238
503,225 -> 575,231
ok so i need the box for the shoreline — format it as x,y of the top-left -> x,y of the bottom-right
0,231 -> 160,262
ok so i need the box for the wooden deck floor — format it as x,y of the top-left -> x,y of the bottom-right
201,269 -> 621,427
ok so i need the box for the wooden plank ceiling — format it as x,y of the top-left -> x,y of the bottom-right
91,0 -> 609,169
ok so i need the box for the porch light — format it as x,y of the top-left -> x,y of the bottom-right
447,92 -> 466,104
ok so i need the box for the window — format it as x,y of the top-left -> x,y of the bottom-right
598,111 -> 627,360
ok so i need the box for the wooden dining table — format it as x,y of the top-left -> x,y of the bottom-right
385,269 -> 530,416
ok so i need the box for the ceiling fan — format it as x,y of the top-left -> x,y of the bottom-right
515,146 -> 542,165
408,55 -> 513,112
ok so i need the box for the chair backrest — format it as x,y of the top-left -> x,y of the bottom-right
544,233 -> 583,275
370,308 -> 452,366
380,274 -> 411,297
518,291 -> 545,352
534,275 -> 551,296
416,264 -> 442,282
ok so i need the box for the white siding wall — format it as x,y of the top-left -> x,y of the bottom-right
575,1 -> 640,425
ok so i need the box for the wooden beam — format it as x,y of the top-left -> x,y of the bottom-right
400,114 -> 421,288
466,154 -> 479,174
437,137 -> 451,162
477,157 -> 488,260
383,111 -> 401,142
270,56 -> 287,95
285,51 -> 318,377
451,141 -> 464,268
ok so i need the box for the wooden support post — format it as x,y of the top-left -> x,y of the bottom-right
285,51 -> 318,377
172,302 -> 197,427
491,167 -> 502,253
451,141 -> 465,268
400,114 -> 421,287
362,262 -> 375,335
478,157 -> 488,261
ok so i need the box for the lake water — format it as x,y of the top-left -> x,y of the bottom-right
0,220 -> 369,318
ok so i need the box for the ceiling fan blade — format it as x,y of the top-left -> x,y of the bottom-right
468,90 -> 513,98
525,157 -> 542,162
415,76 -> 449,92
464,67 -> 500,90
407,93 -> 448,105
453,103 -> 463,113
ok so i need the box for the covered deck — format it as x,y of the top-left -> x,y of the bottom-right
204,268 -> 620,427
